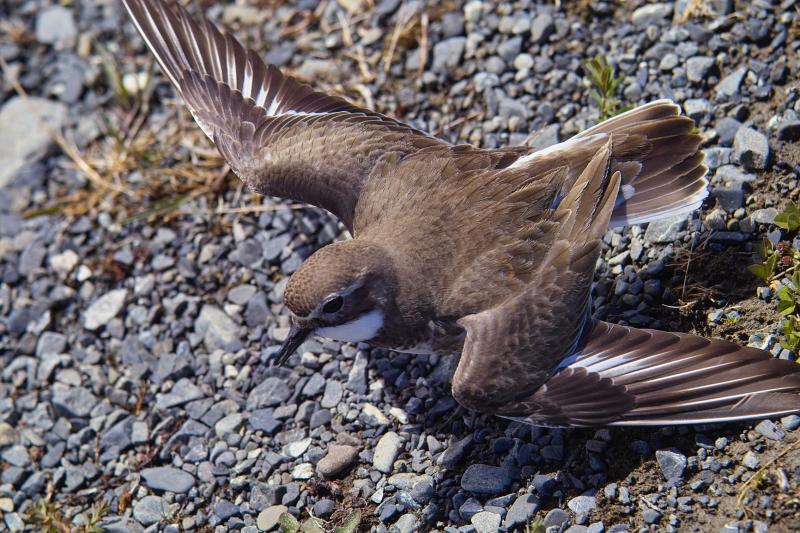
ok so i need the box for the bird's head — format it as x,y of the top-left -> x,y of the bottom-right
276,240 -> 397,365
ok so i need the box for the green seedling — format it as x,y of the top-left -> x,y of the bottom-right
583,54 -> 632,121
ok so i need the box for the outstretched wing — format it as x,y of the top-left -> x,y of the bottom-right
452,140 -> 620,412
503,321 -> 800,427
122,0 -> 445,230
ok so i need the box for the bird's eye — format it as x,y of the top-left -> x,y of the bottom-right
322,296 -> 344,314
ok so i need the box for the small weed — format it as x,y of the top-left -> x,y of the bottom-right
526,518 -> 546,533
582,54 -> 631,122
27,497 -> 69,533
749,201 -> 800,351
278,509 -> 360,533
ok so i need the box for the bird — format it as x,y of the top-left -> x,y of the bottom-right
122,0 -> 800,427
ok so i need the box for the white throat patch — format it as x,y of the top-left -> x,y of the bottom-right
317,309 -> 384,343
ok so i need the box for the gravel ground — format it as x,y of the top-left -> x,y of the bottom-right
1,0 -> 800,532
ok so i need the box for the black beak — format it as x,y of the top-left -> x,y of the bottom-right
274,324 -> 311,366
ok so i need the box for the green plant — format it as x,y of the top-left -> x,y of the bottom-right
582,54 -> 632,121
526,518 -> 546,533
749,201 -> 800,351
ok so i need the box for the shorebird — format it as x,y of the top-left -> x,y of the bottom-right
123,0 -> 800,427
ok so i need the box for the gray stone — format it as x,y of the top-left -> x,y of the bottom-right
684,99 -> 711,122
51,384 -> 97,418
214,413 -> 243,439
317,444 -> 359,478
568,495 -> 597,515
228,285 -> 257,305
644,215 -> 688,244
432,37 -> 466,73
631,3 -> 673,26
141,466 -> 195,493
734,127 -> 770,170
643,509 -> 662,524
531,14 -> 555,44
655,449 -> 687,480
782,414 -> 800,431
249,409 -> 282,435
777,111 -> 800,142
320,381 -> 343,408
393,513 -> 420,533
35,6 -> 77,47
686,57 -> 716,83
543,508 -> 570,529
214,500 -> 240,520
497,37 -> 522,63
84,289 -> 127,330
472,511 -> 501,533
752,208 -> 778,225
742,450 -> 760,469
503,493 -> 540,528
1,445 -> 29,467
715,67 -> 746,98
716,117 -> 742,147
133,495 -> 168,526
313,498 -> 335,518
247,377 -> 291,409
196,305 -> 240,351
755,419 -> 785,441
4,513 -> 24,532
374,431 -> 402,473
156,378 -> 204,409
256,505 -> 287,531
36,331 -> 67,356
712,187 -> 743,212
346,352 -> 368,393
302,373 -> 325,397
460,464 -> 512,495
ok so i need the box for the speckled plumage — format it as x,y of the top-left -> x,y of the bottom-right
124,0 -> 800,426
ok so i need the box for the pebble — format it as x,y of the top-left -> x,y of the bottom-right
393,513 -> 420,533
755,420 -> 785,441
531,13 -> 555,44
196,305 -> 241,350
256,505 -> 288,531
568,495 -> 597,515
781,415 -> 800,431
133,495 -> 168,526
35,5 -> 77,47
373,431 -> 402,473
643,508 -> 662,524
715,67 -> 746,98
247,378 -> 292,409
433,37 -> 466,73
734,127 -> 770,170
644,216 -> 687,244
472,511 -> 502,533
543,508 -> 570,529
140,466 -> 195,493
742,451 -> 761,469
317,444 -> 359,478
83,289 -> 127,330
632,3 -> 673,26
656,449 -> 687,481
686,57 -> 716,83
503,493 -> 540,528
320,381 -> 343,408
460,464 -> 512,495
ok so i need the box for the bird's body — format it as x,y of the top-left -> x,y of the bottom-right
123,0 -> 800,427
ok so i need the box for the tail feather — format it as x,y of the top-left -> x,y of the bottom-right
593,101 -> 709,226
501,321 -> 800,427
